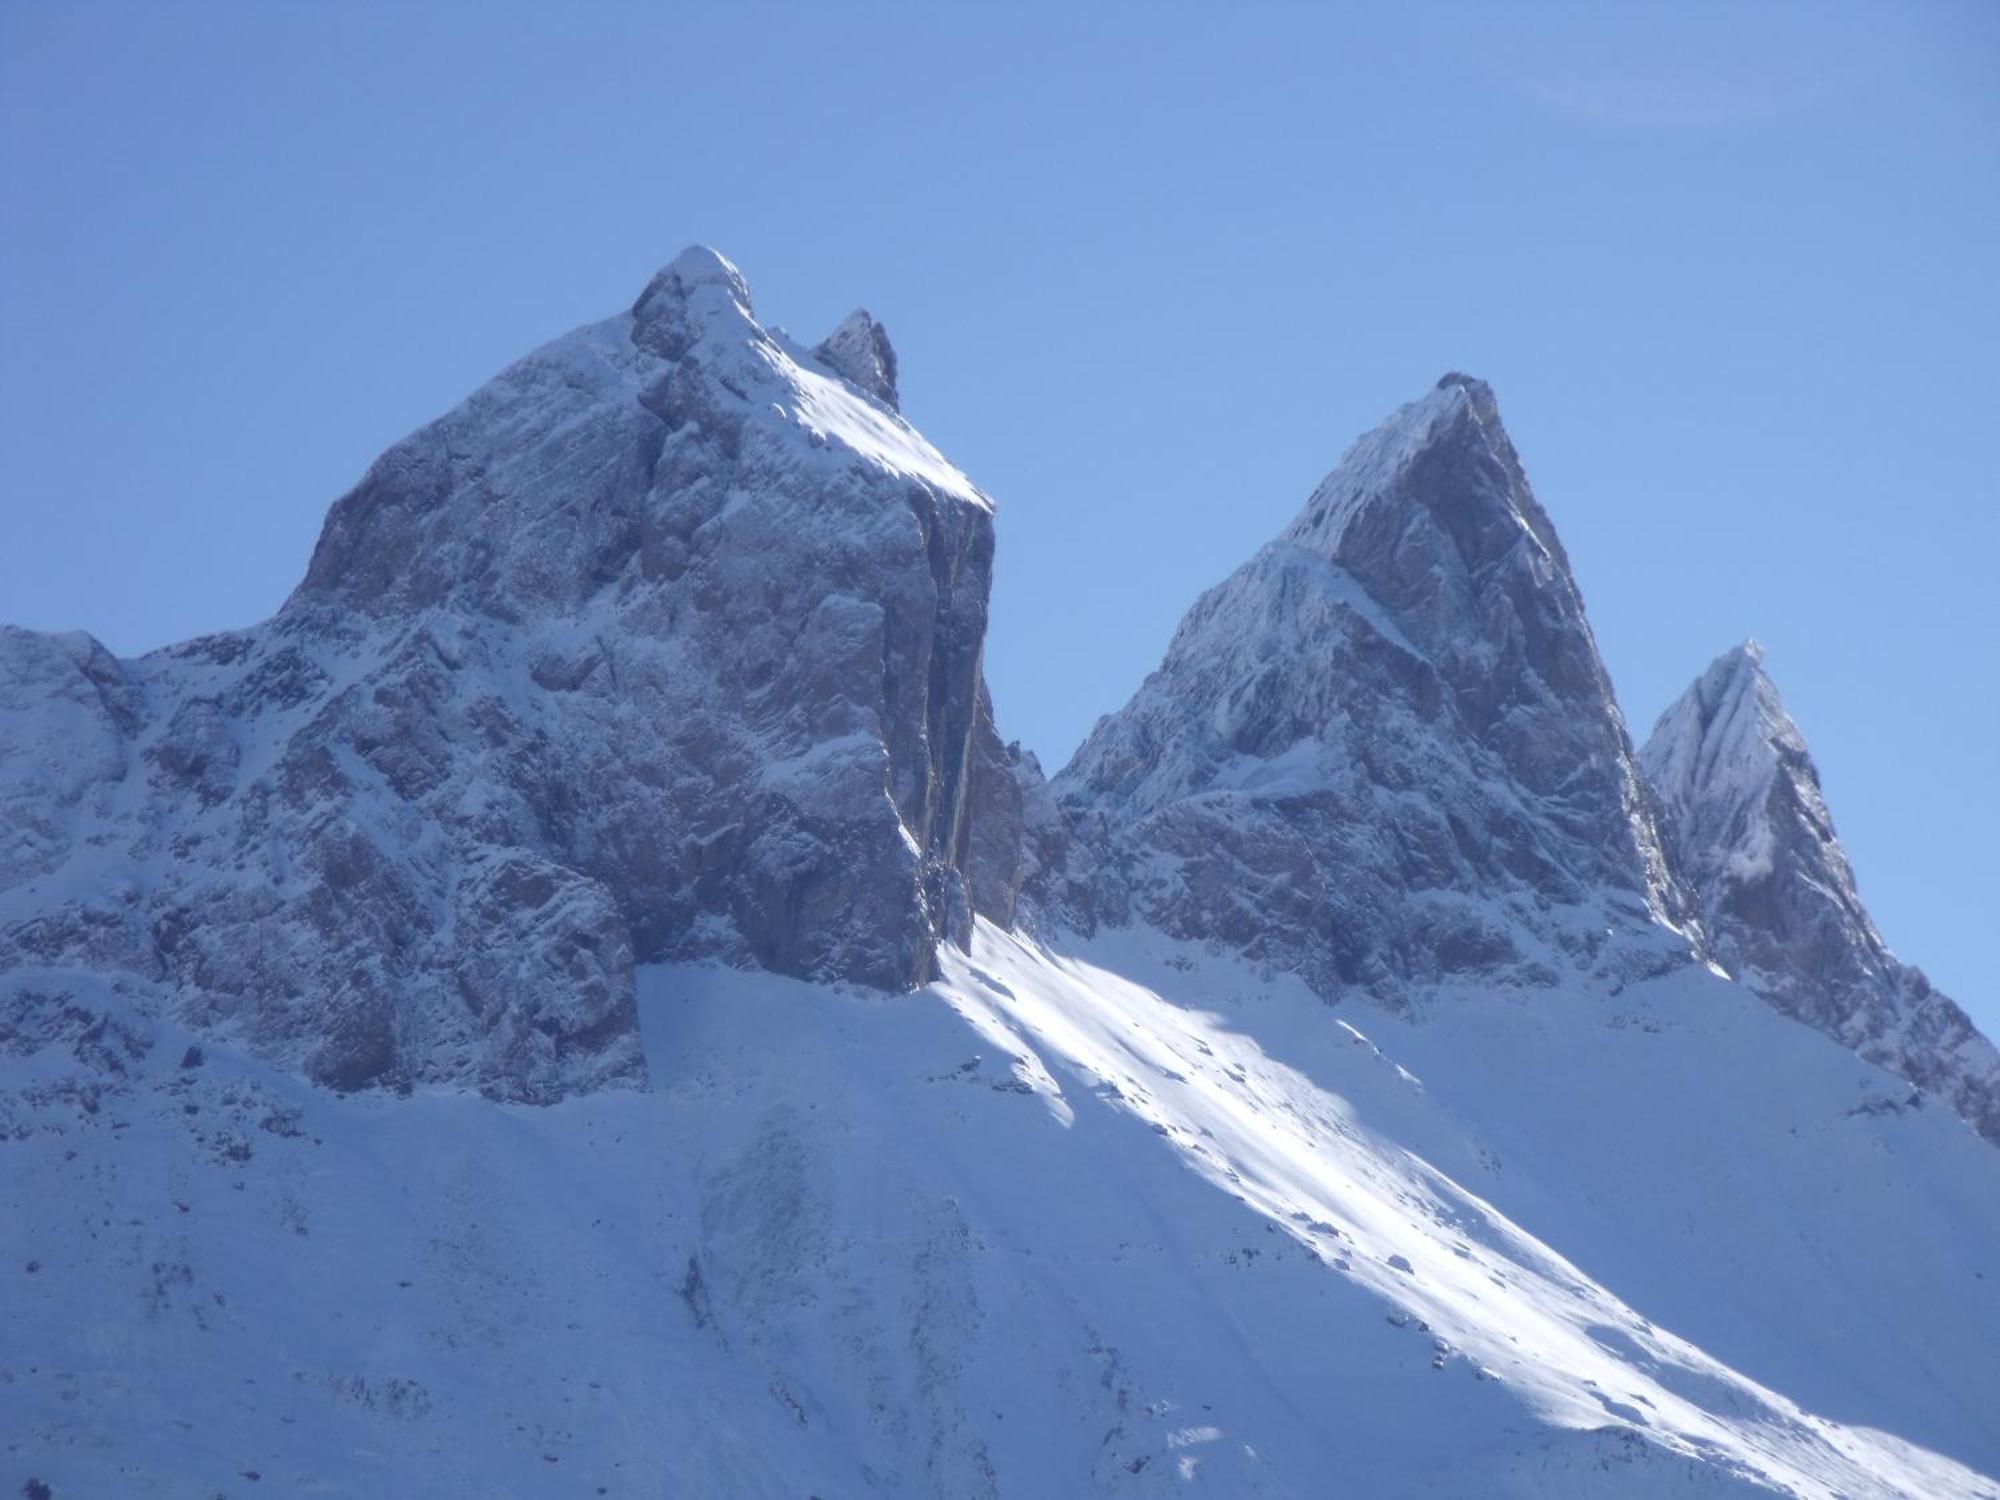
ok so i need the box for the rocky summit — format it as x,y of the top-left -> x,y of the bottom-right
1,247 -> 1000,1102
4,253 -> 1997,1498
1642,640 -> 2000,1143
1034,373 -> 1695,1000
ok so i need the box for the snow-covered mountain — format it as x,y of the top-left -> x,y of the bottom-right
1641,640 -> 2000,1143
4,252 -> 1995,1498
2,247 -> 999,1102
1035,374 -> 1694,999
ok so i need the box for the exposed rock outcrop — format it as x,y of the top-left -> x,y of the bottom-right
0,248 -> 1002,1101
812,309 -> 900,411
1035,374 -> 1697,998
1642,642 -> 2000,1143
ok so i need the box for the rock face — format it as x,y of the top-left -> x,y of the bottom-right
812,309 -> 900,410
1037,374 -> 1696,999
0,247 -> 1000,1101
1642,642 -> 2000,1143
5,270 -> 1991,1140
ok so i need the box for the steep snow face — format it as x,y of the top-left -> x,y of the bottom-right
1043,375 -> 1693,998
1642,643 -> 2000,1144
7,926 -> 1997,1497
0,247 -> 1002,1101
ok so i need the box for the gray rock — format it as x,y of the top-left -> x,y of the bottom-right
1642,642 -> 2000,1144
0,247 -> 1002,1101
1036,374 -> 1697,999
812,309 -> 900,410
963,680 -> 1028,929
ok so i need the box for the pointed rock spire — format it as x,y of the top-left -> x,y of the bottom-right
813,308 -> 900,409
1643,641 -> 1881,978
1037,376 -> 1694,998
1276,374 -> 1612,793
1641,644 -> 2000,1144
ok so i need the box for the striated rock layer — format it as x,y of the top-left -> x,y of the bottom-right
1642,642 -> 2000,1143
0,248 -> 1001,1101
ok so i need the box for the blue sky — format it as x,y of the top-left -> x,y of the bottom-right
3,1 -> 1994,1031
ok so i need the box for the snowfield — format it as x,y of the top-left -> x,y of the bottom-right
8,920 -> 1996,1497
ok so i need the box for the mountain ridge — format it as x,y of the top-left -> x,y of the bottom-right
2,249 -> 1995,1498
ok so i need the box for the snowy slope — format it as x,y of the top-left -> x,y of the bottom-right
6,924 -> 1996,1497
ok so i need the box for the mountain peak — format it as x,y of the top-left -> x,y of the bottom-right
1641,646 -> 2000,1143
630,244 -> 757,361
1644,640 -> 1802,847
813,308 -> 900,409
638,243 -> 752,304
11,252 -> 1003,1101
1700,636 -> 1771,695
1043,376 -> 1691,997
1280,373 -> 1569,581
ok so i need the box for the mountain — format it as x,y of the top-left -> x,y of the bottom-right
1641,641 -> 2000,1143
1,247 -> 999,1103
4,256 -> 1996,1498
1037,374 -> 1693,999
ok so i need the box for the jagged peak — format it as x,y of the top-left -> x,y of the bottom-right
629,245 -> 758,361
1640,649 -> 2000,1148
1279,373 -> 1564,576
813,309 -> 900,410
1434,369 -> 1493,403
635,244 -> 752,308
1640,641 -> 1847,934
1686,641 -> 1780,739
1050,368 -> 1696,989
1693,637 -> 1770,703
1642,640 -> 1808,824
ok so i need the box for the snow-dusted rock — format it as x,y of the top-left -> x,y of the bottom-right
0,247 -> 1002,1101
812,308 -> 900,410
4,269 -> 1999,1497
1642,642 -> 2000,1143
962,680 -> 1033,928
1037,374 -> 1696,998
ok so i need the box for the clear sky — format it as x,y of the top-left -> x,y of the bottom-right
3,2 -> 1994,1031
